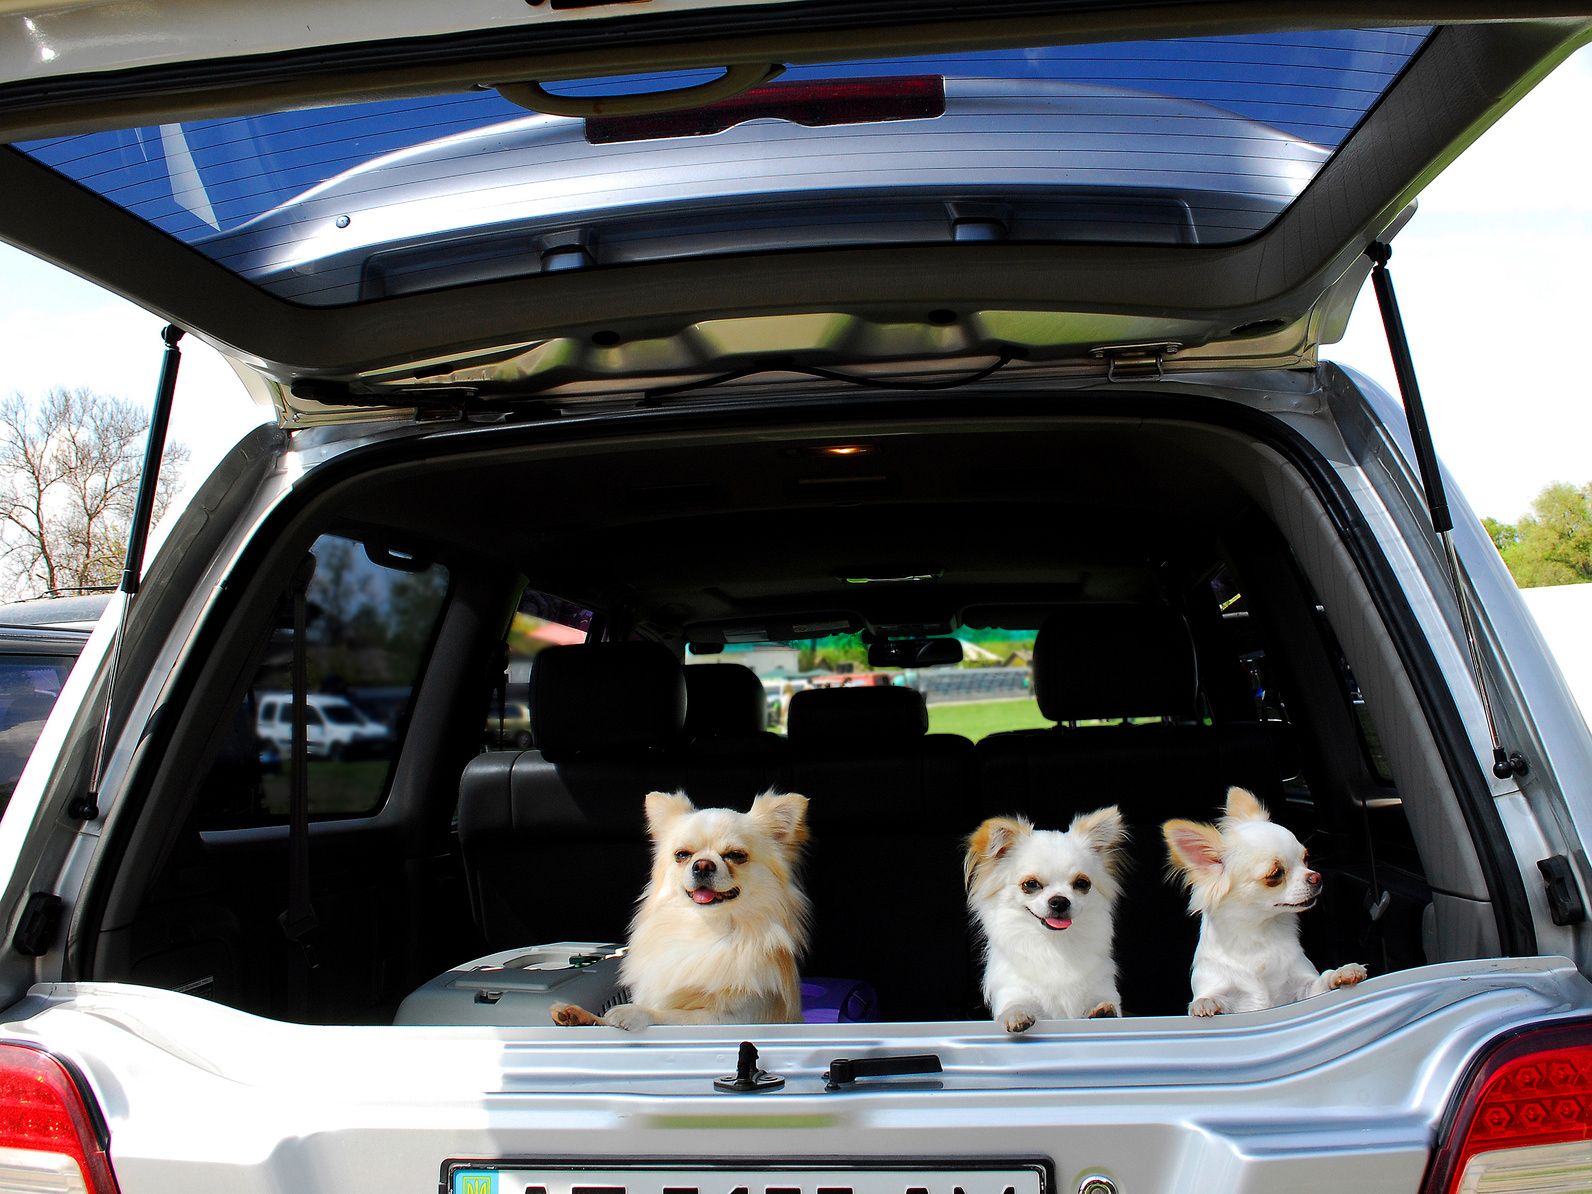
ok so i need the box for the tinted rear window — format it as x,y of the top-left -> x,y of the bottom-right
12,28 -> 1428,306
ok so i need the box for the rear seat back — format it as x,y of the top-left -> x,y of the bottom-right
975,605 -> 1280,1015
457,642 -> 688,949
681,663 -> 790,805
787,684 -> 976,1021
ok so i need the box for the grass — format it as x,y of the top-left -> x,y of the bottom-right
927,697 -> 1052,741
260,759 -> 390,816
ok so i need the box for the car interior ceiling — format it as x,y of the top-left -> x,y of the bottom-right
88,410 -> 1498,1025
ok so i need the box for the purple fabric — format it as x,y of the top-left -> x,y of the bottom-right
800,977 -> 880,1023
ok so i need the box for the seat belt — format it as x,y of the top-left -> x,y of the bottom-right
278,552 -> 319,1014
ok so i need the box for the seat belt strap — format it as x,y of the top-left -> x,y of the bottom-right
278,553 -> 320,959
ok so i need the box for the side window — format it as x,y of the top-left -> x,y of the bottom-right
484,588 -> 593,750
197,534 -> 451,829
0,654 -> 77,809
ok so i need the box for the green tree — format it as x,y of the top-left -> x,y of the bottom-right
1488,481 -> 1592,588
1481,517 -> 1519,553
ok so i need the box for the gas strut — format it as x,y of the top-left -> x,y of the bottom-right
1366,243 -> 1522,782
72,325 -> 184,820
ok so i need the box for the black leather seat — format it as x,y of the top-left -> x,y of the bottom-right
975,605 -> 1281,1016
680,663 -> 790,805
787,684 -> 976,1021
457,641 -> 689,949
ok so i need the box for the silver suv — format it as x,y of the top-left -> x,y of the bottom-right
0,7 -> 1590,1194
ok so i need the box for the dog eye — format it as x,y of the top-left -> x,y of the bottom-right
673,849 -> 692,862
1264,866 -> 1284,886
723,850 -> 749,865
1020,879 -> 1042,894
1073,875 -> 1092,894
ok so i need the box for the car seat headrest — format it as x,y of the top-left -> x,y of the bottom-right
529,641 -> 685,755
1033,604 -> 1198,721
786,684 -> 927,743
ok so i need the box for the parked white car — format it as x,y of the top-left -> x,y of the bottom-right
255,692 -> 392,761
0,7 -> 1590,1194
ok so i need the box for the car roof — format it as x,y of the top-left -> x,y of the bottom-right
0,3 -> 1587,413
0,594 -> 109,636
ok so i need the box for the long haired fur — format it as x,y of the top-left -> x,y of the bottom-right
551,789 -> 810,1031
964,806 -> 1129,1032
1164,786 -> 1366,1016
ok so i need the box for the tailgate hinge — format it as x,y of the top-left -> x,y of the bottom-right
1090,341 -> 1182,382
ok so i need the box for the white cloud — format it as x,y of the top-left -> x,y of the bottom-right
1327,45 -> 1592,521
0,248 -> 269,487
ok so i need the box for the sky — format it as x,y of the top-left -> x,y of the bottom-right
0,43 -> 1588,530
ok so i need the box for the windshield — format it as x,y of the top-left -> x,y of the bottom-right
12,28 -> 1428,306
712,627 -> 1044,742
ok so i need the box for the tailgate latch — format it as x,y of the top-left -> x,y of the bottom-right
1090,341 -> 1182,382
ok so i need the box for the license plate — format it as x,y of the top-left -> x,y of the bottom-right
444,1164 -> 1048,1194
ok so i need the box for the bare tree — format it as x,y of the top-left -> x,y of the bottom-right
0,387 -> 190,600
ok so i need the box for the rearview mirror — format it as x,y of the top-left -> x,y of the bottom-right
867,638 -> 963,668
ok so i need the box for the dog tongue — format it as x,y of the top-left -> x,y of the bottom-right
1044,916 -> 1072,930
690,888 -> 720,905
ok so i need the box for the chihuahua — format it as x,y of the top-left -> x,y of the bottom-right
551,789 -> 811,1031
965,806 -> 1129,1032
1163,786 -> 1366,1016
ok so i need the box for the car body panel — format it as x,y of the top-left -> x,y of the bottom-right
0,14 -> 1586,394
3,959 -> 1588,1191
0,0 -> 799,87
2,6 -> 1592,1191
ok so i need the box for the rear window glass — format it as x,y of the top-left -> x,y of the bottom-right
12,28 -> 1429,306
0,654 -> 76,806
197,534 -> 450,829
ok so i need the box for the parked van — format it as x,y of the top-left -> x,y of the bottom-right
255,691 -> 393,761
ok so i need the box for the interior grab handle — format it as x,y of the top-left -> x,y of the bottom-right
497,62 -> 784,118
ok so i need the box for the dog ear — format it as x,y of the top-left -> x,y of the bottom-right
749,791 -> 810,849
964,815 -> 1031,890
1223,786 -> 1268,822
1070,805 -> 1130,877
1163,819 -> 1225,879
643,790 -> 694,836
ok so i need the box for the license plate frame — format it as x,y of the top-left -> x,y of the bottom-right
442,1160 -> 1051,1194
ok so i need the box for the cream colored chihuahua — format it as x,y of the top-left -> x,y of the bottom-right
551,789 -> 810,1030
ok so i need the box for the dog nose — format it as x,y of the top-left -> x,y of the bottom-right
1047,894 -> 1071,916
692,858 -> 717,877
1305,870 -> 1322,888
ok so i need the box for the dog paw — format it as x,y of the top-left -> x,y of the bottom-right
1087,1002 -> 1120,1019
550,1002 -> 602,1027
999,1008 -> 1036,1033
603,1003 -> 652,1032
1189,996 -> 1226,1017
1330,964 -> 1368,989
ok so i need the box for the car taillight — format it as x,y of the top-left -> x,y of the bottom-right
1423,1020 -> 1592,1194
0,1043 -> 119,1194
585,75 -> 945,144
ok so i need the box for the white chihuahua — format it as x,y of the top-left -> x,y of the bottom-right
964,806 -> 1129,1032
1163,786 -> 1366,1016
